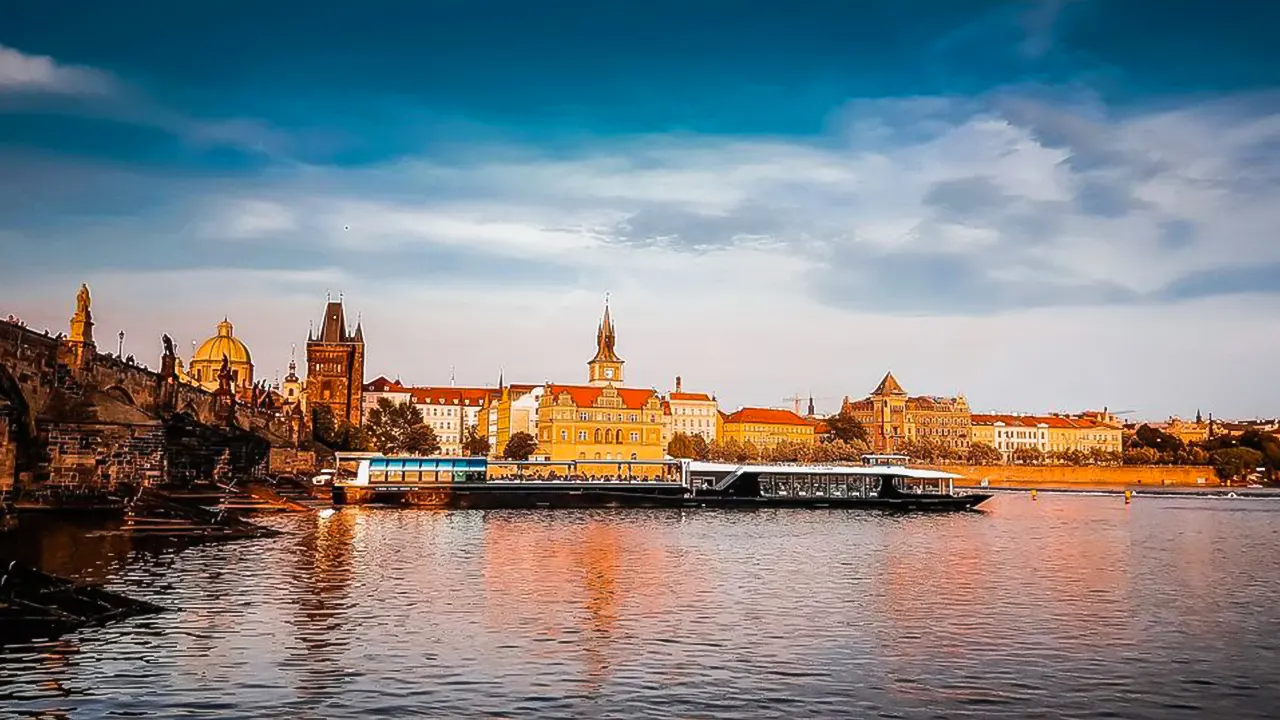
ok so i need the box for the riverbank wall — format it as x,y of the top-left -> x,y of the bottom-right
935,464 -> 1221,488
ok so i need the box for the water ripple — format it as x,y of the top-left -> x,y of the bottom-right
1,496 -> 1279,717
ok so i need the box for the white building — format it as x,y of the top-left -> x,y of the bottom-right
661,375 -> 718,448
362,377 -> 492,456
972,414 -> 1050,462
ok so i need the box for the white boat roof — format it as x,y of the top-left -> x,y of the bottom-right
685,461 -> 962,480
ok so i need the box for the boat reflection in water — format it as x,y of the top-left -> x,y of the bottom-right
333,454 -> 992,511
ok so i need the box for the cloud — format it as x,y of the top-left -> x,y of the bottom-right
0,44 -> 115,96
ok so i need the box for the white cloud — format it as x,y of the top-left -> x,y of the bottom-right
0,44 -> 115,95
6,88 -> 1280,418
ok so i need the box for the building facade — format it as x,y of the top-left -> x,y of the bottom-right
480,381 -> 543,459
363,376 -> 503,456
842,372 -> 971,454
662,375 -> 718,447
973,413 -> 1122,461
720,407 -> 816,447
970,414 -> 1050,461
306,298 -> 365,427
531,303 -> 666,468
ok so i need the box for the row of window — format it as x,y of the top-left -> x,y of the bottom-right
577,411 -> 655,423
577,452 -> 640,461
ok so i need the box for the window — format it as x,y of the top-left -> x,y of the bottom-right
630,432 -> 639,443
630,452 -> 638,460
594,429 -> 603,443
560,430 -> 568,441
578,430 -> 588,441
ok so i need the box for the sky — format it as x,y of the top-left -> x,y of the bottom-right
2,0 -> 1279,420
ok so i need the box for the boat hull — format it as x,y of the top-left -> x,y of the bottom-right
333,484 -> 991,512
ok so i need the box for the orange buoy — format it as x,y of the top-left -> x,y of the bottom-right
1031,489 -> 1038,501
1124,490 -> 1132,504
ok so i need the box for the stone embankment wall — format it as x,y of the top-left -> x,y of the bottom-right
937,464 -> 1221,487
1,319 -> 320,501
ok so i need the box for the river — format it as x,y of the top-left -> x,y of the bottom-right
2,493 -> 1278,718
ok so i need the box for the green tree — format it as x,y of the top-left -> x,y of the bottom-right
462,425 -> 491,457
311,404 -> 369,452
824,408 -> 869,445
967,442 -> 1003,465
365,397 -> 439,455
1132,424 -> 1185,455
1124,446 -> 1159,465
1211,447 -> 1264,482
1011,446 -> 1044,465
502,431 -> 539,460
689,434 -> 710,461
667,433 -> 698,459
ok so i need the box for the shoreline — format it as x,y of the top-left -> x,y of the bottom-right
959,484 -> 1279,498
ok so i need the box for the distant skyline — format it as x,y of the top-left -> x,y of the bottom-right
2,1 -> 1279,419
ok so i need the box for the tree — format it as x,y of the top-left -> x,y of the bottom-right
365,397 -> 439,455
1011,446 -> 1044,465
1124,447 -> 1159,465
462,425 -> 491,457
967,442 -> 1003,465
824,408 -> 869,445
667,433 -> 698,459
1210,447 -> 1264,483
689,434 -> 710,461
502,431 -> 539,460
311,404 -> 369,452
1131,424 -> 1184,455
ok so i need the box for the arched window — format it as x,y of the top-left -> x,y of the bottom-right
578,452 -> 586,460
615,428 -> 623,444
605,429 -> 614,444
630,452 -> 638,460
594,452 -> 601,460
594,428 -> 602,443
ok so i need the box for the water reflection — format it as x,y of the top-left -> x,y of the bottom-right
0,498 -> 1278,718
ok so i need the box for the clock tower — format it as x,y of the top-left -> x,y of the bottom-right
587,301 -> 624,387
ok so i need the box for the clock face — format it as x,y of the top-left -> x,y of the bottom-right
604,368 -> 614,379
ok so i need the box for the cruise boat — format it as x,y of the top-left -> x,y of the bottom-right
332,454 -> 991,511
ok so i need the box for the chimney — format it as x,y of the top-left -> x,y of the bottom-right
675,375 -> 682,393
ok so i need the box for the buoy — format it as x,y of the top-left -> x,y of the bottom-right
1031,489 -> 1038,501
318,508 -> 337,519
1124,490 -> 1132,504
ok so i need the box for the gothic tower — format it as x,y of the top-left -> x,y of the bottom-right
587,301 -> 624,387
305,296 -> 365,426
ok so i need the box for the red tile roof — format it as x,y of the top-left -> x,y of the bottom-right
546,384 -> 658,410
669,391 -> 713,402
972,413 -> 1120,430
364,376 -> 407,393
724,407 -> 813,427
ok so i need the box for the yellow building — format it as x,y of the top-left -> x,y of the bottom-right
531,303 -> 666,470
1159,414 -> 1212,445
479,381 -> 543,459
842,372 -> 970,454
1046,416 -> 1123,456
973,413 -> 1122,461
721,407 -> 816,447
188,318 -> 254,400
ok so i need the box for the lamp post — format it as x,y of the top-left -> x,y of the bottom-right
117,330 -> 125,358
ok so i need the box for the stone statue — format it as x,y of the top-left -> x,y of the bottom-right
162,334 -> 175,358
218,354 -> 233,391
76,284 -> 91,316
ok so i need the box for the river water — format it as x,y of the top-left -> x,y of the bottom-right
2,493 -> 1279,719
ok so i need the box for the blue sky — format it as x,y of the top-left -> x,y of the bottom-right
2,0 -> 1279,418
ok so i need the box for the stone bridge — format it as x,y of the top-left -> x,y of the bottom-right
1,309 -> 316,505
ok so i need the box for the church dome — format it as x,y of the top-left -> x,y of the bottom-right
193,319 -> 252,365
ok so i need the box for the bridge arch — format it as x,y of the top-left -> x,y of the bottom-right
103,384 -> 138,407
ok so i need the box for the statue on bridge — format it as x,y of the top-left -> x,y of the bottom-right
76,284 -> 91,316
162,334 -> 175,358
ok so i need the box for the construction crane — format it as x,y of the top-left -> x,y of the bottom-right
782,393 -> 838,417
